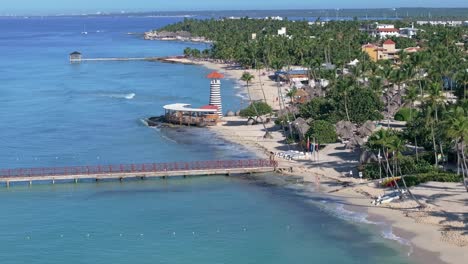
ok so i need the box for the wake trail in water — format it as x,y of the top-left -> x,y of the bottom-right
98,93 -> 136,100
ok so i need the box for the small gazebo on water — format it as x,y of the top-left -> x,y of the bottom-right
163,71 -> 224,127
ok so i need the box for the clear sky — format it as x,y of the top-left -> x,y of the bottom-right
1,0 -> 468,15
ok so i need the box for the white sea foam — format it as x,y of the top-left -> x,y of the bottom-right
292,183 -> 414,253
324,202 -> 413,254
99,93 -> 135,100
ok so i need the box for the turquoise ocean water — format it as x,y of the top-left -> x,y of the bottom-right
0,16 -> 413,263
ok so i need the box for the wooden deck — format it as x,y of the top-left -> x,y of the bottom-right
0,159 -> 278,187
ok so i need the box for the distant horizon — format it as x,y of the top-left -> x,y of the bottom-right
2,0 -> 468,16
2,7 -> 468,17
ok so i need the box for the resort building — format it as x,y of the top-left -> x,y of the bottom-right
278,27 -> 287,36
399,27 -> 419,38
69,51 -> 82,62
362,39 -> 399,62
275,69 -> 309,84
416,20 -> 463,27
365,23 -> 401,39
376,27 -> 400,39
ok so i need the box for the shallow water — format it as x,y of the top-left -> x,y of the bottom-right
0,16 -> 413,263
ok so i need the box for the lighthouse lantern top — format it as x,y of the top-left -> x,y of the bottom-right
207,71 -> 224,79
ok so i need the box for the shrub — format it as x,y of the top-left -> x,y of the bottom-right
396,172 -> 462,187
362,155 -> 434,180
275,113 -> 295,126
394,108 -> 413,121
305,120 -> 337,144
239,101 -> 273,117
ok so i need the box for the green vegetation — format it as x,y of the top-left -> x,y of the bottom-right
394,108 -> 413,121
396,172 -> 463,188
161,18 -> 373,68
306,120 -> 337,144
239,101 -> 273,118
158,17 -> 468,190
299,98 -> 337,122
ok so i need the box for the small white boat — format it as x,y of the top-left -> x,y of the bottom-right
81,25 -> 88,35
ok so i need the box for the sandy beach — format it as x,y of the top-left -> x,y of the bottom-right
166,57 -> 467,264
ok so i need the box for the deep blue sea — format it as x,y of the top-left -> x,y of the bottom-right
0,16 -> 413,263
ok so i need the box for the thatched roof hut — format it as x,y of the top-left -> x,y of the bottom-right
336,121 -> 356,139
292,117 -> 310,140
345,135 -> 365,150
358,121 -> 376,137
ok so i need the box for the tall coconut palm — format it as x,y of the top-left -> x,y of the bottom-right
387,136 -> 425,207
444,106 -> 468,192
455,67 -> 468,100
404,85 -> 419,121
335,77 -> 354,122
409,52 -> 428,97
425,105 -> 439,168
241,72 -> 271,138
426,82 -> 446,122
404,85 -> 420,159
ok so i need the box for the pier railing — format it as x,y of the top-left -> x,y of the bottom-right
0,159 -> 277,178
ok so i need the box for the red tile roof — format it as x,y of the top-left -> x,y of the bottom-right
207,71 -> 224,79
383,39 -> 396,45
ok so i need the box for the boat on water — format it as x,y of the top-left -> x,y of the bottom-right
81,25 -> 88,35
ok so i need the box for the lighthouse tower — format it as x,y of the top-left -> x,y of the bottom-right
207,71 -> 224,117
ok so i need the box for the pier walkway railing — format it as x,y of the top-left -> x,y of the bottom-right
0,159 -> 278,186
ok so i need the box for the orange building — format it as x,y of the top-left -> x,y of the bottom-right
362,39 -> 401,62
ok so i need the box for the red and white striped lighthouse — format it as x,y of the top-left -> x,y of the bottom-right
207,71 -> 224,117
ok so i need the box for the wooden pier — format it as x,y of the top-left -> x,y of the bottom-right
0,159 -> 278,187
79,57 -> 162,62
69,51 -> 191,64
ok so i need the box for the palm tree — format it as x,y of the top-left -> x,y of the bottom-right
445,106 -> 468,192
426,82 -> 446,122
425,105 -> 439,168
387,136 -> 425,207
286,87 -> 298,104
455,67 -> 468,100
404,85 -> 420,159
404,85 -> 419,121
241,72 -> 271,138
335,77 -> 354,122
409,52 -> 427,97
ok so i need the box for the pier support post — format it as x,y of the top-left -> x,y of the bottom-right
6,181 -> 10,188
74,178 -> 78,184
52,179 -> 55,185
119,177 -> 123,182
29,181 -> 33,186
